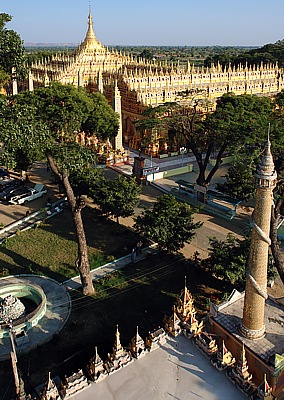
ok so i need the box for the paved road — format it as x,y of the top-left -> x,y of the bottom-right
104,167 -> 247,259
0,161 -> 61,228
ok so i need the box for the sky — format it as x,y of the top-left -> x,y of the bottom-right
1,0 -> 284,47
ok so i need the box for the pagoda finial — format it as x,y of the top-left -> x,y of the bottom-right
115,324 -> 121,348
183,276 -> 188,305
83,5 -> 98,45
256,124 -> 276,182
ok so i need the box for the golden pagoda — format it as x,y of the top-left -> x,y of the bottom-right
24,10 -> 284,154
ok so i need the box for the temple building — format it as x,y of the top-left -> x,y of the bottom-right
24,10 -> 284,153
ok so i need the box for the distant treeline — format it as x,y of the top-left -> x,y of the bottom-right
24,41 -> 284,69
25,46 -> 75,65
204,40 -> 284,68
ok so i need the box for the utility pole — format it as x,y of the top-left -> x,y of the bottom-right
9,324 -> 27,400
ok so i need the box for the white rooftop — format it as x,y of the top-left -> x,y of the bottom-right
75,335 -> 246,400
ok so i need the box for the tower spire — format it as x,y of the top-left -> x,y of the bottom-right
240,132 -> 277,340
83,4 -> 98,45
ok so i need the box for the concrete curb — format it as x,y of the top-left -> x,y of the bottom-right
62,243 -> 159,290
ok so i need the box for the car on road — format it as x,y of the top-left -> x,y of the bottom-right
1,186 -> 30,202
9,184 -> 47,205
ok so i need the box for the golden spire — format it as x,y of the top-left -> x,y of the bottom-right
83,6 -> 98,45
114,324 -> 122,352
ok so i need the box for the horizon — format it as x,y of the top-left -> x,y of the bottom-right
1,1 -> 284,47
23,43 -> 259,48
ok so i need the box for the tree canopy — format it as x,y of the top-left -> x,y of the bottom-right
138,93 -> 272,191
0,83 -> 119,295
91,175 -> 141,224
0,13 -> 27,85
135,194 -> 201,252
205,234 -> 276,292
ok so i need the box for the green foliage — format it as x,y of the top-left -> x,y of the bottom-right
82,92 -> 119,140
91,175 -> 141,223
138,94 -> 272,188
90,252 -> 115,269
206,94 -> 272,146
217,152 -> 257,201
16,82 -> 94,139
0,13 -> 27,81
232,40 -> 284,68
203,40 -> 284,69
0,98 -> 50,170
69,167 -> 103,197
0,83 -> 118,175
217,90 -> 284,202
0,69 -> 9,87
138,48 -> 154,60
135,194 -> 201,252
206,234 -> 276,290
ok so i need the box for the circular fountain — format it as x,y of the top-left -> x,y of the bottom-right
0,283 -> 46,339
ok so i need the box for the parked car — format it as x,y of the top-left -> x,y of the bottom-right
0,168 -> 10,180
9,184 -> 47,205
0,178 -> 18,192
0,180 -> 19,200
0,186 -> 30,202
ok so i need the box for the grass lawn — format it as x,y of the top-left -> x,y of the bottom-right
0,206 -> 139,281
0,206 -> 225,399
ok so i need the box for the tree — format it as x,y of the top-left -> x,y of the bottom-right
138,48 -> 154,60
216,150 -> 258,201
69,167 -> 103,198
138,94 -> 272,195
205,234 -> 276,291
82,92 -> 119,141
91,175 -> 141,224
134,194 -> 201,252
0,83 -> 119,295
0,13 -> 27,85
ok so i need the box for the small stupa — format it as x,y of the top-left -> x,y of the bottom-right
195,331 -> 218,358
86,347 -> 107,382
145,327 -> 167,351
226,343 -> 255,395
176,277 -> 195,323
164,305 -> 182,337
129,326 -> 147,359
105,325 -> 132,373
250,374 -> 274,400
40,372 -> 61,400
211,340 -> 236,371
